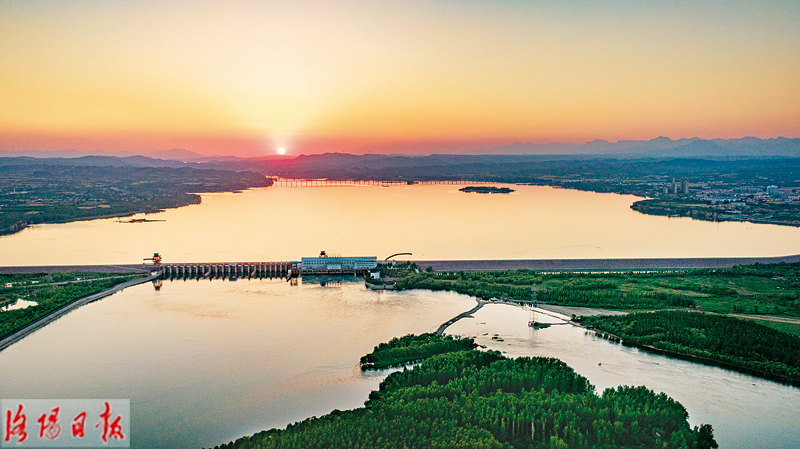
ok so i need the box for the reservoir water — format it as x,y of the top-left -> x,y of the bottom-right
1,183 -> 799,448
2,183 -> 800,265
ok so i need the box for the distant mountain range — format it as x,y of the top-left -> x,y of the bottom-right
1,137 -> 799,161
0,155 -> 192,168
480,136 -> 800,158
2,137 -> 800,182
0,148 -> 205,161
3,145 -> 800,189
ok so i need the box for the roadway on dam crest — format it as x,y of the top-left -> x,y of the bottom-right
411,254 -> 800,271
1,254 -> 800,274
0,264 -> 150,274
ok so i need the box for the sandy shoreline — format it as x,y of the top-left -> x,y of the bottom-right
538,304 -> 628,318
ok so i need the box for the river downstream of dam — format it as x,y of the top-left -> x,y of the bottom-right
1,183 -> 800,448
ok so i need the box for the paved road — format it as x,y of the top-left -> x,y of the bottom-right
728,314 -> 800,325
0,264 -> 150,274
413,254 -> 800,271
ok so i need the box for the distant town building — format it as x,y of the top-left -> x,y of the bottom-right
767,185 -> 779,196
682,178 -> 689,195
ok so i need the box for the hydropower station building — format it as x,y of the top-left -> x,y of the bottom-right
300,253 -> 378,272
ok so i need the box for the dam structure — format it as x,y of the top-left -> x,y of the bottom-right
157,252 -> 379,281
4,254 -> 799,277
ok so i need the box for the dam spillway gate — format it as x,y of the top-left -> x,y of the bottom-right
159,262 -> 300,280
156,262 -> 372,281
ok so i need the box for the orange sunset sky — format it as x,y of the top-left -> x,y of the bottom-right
1,0 -> 799,157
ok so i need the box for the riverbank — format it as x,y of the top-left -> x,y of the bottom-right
0,274 -> 155,352
396,261 -> 800,389
631,197 -> 800,228
582,311 -> 800,388
484,300 -> 800,388
625,338 -> 800,388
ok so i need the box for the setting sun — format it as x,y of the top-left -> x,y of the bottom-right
277,147 -> 286,155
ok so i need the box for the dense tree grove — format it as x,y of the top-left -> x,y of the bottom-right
216,339 -> 716,449
583,311 -> 800,385
360,333 -> 476,369
536,289 -> 696,309
0,276 -> 132,340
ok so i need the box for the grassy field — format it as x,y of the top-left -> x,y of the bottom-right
736,318 -> 800,337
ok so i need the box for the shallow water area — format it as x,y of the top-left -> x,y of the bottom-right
0,298 -> 37,311
446,303 -> 800,449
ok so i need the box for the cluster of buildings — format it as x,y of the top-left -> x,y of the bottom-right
559,174 -> 800,225
692,184 -> 800,206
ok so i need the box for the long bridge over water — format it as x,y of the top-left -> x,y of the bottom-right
273,179 -> 479,187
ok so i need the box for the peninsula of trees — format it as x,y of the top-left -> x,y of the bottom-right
360,333 -> 476,369
217,334 -> 717,449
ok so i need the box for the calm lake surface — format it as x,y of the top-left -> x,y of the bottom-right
1,183 -> 800,448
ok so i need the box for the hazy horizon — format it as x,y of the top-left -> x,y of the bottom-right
3,135 -> 800,160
